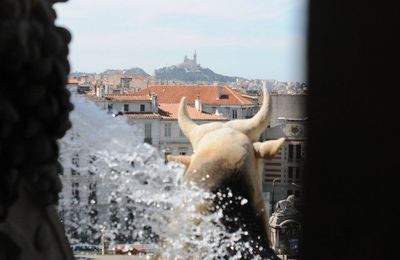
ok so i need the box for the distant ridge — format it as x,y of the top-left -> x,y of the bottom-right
101,67 -> 149,76
155,52 -> 242,83
155,66 -> 240,83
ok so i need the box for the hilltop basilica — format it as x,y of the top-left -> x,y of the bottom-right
178,50 -> 200,71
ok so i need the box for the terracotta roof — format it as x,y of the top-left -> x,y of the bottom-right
124,89 -> 138,94
68,78 -> 79,84
158,103 -> 227,121
241,94 -> 259,100
123,107 -> 226,120
133,85 -> 253,105
105,94 -> 151,101
126,113 -> 161,119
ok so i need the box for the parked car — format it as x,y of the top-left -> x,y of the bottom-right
71,243 -> 100,254
111,244 -> 146,255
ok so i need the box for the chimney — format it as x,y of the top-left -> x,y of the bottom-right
151,93 -> 158,113
214,108 -> 222,116
95,85 -> 101,97
214,82 -> 222,99
195,95 -> 202,112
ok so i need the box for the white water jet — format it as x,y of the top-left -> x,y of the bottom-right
58,88 -> 263,259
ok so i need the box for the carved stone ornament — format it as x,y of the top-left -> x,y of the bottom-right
269,195 -> 300,227
285,124 -> 304,137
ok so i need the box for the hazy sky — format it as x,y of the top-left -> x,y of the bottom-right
54,0 -> 307,82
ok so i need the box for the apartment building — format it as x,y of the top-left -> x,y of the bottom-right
127,103 -> 227,157
133,84 -> 259,120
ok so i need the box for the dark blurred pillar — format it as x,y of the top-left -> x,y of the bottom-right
302,1 -> 398,259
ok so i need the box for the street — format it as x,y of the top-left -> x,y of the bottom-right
75,254 -> 155,260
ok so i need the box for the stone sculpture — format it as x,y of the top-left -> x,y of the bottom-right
167,87 -> 285,259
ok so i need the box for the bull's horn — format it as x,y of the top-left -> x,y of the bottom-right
178,97 -> 198,141
226,87 -> 271,141
167,155 -> 191,167
253,138 -> 285,159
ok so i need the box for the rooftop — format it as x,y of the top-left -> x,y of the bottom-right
125,113 -> 161,119
67,78 -> 79,84
159,104 -> 227,121
105,94 -> 152,102
133,85 -> 255,106
124,104 -> 227,121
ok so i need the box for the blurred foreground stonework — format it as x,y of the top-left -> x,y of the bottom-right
0,0 -> 74,259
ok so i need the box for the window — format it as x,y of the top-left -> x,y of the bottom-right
288,166 -> 300,182
296,144 -> 302,160
124,104 -> 129,112
245,108 -> 252,118
72,182 -> 80,202
88,208 -> 98,225
144,124 -> 152,144
145,124 -> 152,138
178,147 -> 188,155
232,109 -> 238,119
179,129 -> 185,137
88,183 -> 97,204
178,147 -> 189,155
88,155 -> 96,175
89,155 -> 97,164
295,167 -> 300,180
71,152 -> 80,175
72,152 -> 79,167
140,104 -> 145,112
288,167 -> 294,180
288,144 -> 294,160
164,123 -> 171,137
164,151 -> 171,163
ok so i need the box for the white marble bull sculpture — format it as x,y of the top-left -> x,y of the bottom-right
167,88 -> 284,259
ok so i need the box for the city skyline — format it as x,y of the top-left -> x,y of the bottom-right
55,0 -> 307,82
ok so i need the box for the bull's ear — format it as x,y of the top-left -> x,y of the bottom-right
167,155 -> 191,167
253,138 -> 285,159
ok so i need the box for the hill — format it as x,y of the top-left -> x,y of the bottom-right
155,52 -> 242,83
155,65 -> 239,83
101,67 -> 149,76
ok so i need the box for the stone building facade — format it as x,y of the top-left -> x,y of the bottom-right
261,94 -> 307,214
